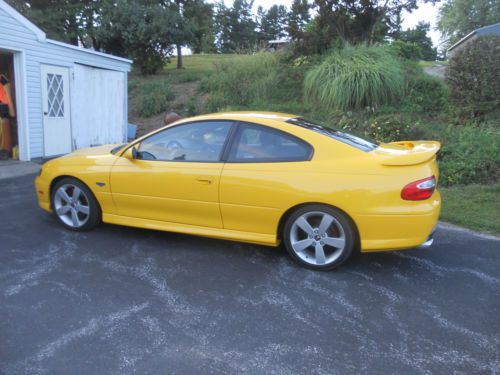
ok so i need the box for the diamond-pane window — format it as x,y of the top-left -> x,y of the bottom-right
47,73 -> 64,118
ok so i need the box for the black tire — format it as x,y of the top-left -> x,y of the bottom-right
51,177 -> 101,231
283,204 -> 357,270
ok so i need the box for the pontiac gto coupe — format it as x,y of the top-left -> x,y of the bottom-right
35,112 -> 441,270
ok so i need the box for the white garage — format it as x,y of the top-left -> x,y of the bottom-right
0,0 -> 132,161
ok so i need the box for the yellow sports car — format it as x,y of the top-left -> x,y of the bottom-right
35,112 -> 441,270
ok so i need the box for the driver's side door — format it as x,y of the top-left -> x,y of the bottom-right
110,120 -> 234,228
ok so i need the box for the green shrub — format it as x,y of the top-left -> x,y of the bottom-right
202,52 -> 306,112
376,60 -> 449,114
128,79 -> 139,93
304,45 -> 405,111
437,124 -> 500,186
403,71 -> 449,113
137,81 -> 175,117
446,35 -> 500,117
186,96 -> 198,116
390,40 -> 423,60
365,114 -> 414,142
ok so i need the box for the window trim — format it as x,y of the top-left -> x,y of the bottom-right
225,121 -> 314,164
120,120 -> 237,163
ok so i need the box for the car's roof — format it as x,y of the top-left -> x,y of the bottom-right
178,111 -> 299,123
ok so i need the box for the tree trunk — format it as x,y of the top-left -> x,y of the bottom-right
92,37 -> 100,51
176,44 -> 183,69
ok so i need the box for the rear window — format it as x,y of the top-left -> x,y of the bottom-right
286,118 -> 378,152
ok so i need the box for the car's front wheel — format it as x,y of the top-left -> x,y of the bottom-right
51,178 -> 100,231
283,205 -> 357,270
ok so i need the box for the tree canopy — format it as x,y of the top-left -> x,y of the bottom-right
7,0 -> 443,73
397,22 -> 437,60
438,0 -> 500,48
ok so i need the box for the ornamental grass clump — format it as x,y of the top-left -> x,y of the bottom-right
203,53 -> 281,111
304,45 -> 405,111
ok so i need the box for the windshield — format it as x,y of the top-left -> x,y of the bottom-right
286,118 -> 378,152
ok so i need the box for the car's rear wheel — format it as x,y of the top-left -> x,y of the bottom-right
51,178 -> 100,231
283,205 -> 357,270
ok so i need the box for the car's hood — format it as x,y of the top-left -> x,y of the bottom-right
61,144 -> 121,158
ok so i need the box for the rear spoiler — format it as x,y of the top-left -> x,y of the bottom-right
375,141 -> 441,166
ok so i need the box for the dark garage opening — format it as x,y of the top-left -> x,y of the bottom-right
0,51 -> 18,160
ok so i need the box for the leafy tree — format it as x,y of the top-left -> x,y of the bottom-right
309,0 -> 438,51
170,0 -> 195,69
184,0 -> 216,53
390,40 -> 423,60
438,0 -> 500,48
98,0 -> 182,74
398,22 -> 437,60
7,0 -> 87,45
257,5 -> 289,41
214,0 -> 258,53
287,0 -> 311,39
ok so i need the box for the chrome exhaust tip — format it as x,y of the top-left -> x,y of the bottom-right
417,228 -> 436,249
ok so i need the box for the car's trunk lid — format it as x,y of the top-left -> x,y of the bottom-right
374,141 -> 441,166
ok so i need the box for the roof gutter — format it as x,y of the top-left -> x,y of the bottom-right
46,39 -> 133,65
447,30 -> 476,52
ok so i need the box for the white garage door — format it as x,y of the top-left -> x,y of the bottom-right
72,64 -> 126,149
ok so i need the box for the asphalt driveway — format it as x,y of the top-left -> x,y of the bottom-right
1,174 -> 499,374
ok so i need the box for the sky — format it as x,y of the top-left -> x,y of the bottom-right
209,0 -> 442,47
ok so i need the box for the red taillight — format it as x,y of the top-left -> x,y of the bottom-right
401,176 -> 436,201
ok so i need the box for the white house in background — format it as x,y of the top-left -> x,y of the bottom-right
0,0 -> 132,161
447,23 -> 500,58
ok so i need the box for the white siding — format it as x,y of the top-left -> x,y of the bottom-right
0,4 -> 131,159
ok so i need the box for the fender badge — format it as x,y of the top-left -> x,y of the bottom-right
96,182 -> 106,187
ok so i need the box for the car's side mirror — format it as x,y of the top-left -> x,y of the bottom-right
123,146 -> 138,160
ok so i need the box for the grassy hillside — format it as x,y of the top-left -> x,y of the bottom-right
128,53 -> 499,235
129,54 -> 249,136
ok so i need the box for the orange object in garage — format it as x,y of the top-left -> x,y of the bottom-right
0,118 -> 13,153
0,74 -> 14,153
0,74 -> 16,117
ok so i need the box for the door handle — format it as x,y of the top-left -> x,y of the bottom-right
195,177 -> 213,184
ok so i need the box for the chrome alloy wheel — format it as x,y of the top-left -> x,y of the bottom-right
53,184 -> 90,228
289,211 -> 346,266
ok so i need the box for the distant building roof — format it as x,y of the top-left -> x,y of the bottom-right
268,38 -> 291,44
448,22 -> 500,52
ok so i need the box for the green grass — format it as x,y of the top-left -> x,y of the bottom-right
163,54 -> 254,83
440,184 -> 500,235
166,54 -> 247,74
130,54 -> 244,87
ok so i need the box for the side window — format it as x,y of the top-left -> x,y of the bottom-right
228,123 -> 313,162
137,121 -> 233,162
